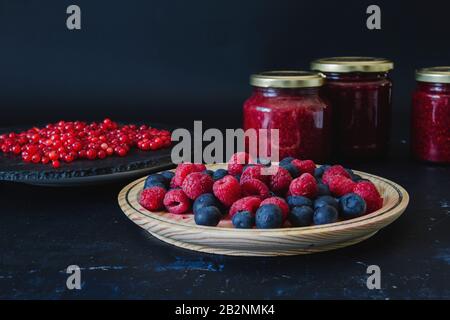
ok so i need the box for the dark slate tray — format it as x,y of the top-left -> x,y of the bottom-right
0,123 -> 178,186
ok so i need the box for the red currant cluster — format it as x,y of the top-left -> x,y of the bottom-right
0,119 -> 171,168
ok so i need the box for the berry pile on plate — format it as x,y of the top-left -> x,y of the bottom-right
139,152 -> 384,229
0,119 -> 171,168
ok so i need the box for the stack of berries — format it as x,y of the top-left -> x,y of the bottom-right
0,119 -> 171,168
139,152 -> 384,229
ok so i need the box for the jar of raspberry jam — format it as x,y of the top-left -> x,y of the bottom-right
243,71 -> 331,161
412,67 -> 450,163
311,57 -> 394,160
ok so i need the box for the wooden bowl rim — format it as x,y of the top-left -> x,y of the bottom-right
118,165 -> 409,236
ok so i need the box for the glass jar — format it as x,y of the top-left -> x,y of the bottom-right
243,71 -> 331,162
311,57 -> 394,160
412,67 -> 450,163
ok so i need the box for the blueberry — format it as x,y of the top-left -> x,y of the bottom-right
339,193 -> 367,219
144,174 -> 169,189
317,183 -> 331,196
232,211 -> 255,229
286,195 -> 313,208
212,169 -> 228,181
350,174 -> 363,182
203,169 -> 214,177
289,206 -> 314,227
314,167 -> 324,178
345,168 -> 354,176
257,157 -> 272,167
145,173 -> 167,184
314,165 -> 330,178
281,163 -> 300,178
255,204 -> 283,229
194,206 -> 222,226
143,181 -> 167,190
234,174 -> 241,182
279,157 -> 295,166
313,205 -> 338,225
314,195 -> 339,210
160,171 -> 175,181
193,193 -> 222,214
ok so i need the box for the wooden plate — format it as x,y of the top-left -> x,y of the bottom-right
118,164 -> 409,256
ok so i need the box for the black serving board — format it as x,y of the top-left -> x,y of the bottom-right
0,123 -> 178,186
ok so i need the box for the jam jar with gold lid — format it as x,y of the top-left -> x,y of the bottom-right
412,67 -> 450,163
311,57 -> 394,160
243,71 -> 331,162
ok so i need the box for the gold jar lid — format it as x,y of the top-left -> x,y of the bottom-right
415,67 -> 450,84
250,71 -> 324,88
311,57 -> 394,73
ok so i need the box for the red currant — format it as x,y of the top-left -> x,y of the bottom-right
64,153 -> 75,163
12,144 -> 21,154
48,151 -> 58,161
86,149 -> 97,160
31,153 -> 41,163
52,160 -> 61,168
0,119 -> 171,166
97,150 -> 106,159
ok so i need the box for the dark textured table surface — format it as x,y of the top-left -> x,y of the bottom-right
1,141 -> 449,300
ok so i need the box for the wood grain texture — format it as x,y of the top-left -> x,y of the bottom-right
118,164 -> 409,256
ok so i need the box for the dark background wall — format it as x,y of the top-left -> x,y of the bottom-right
0,0 -> 449,140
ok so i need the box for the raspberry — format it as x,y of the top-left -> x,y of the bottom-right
291,159 -> 316,176
181,172 -> 214,200
213,175 -> 241,207
326,175 -> 356,197
163,189 -> 191,214
241,179 -> 270,199
260,197 -> 289,221
353,181 -> 383,213
194,163 -> 207,172
139,186 -> 166,211
240,165 -> 270,185
322,165 -> 351,185
172,163 -> 204,187
289,173 -> 318,199
269,166 -> 293,195
229,196 -> 262,217
227,152 -> 251,175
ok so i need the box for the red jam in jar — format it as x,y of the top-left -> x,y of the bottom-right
311,57 -> 394,160
412,67 -> 450,163
243,71 -> 331,161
